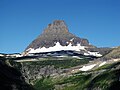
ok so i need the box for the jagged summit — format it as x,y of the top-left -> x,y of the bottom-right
43,20 -> 69,34
25,20 -> 90,49
24,20 -> 102,56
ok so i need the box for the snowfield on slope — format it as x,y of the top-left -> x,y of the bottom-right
27,42 -> 85,53
99,62 -> 106,67
79,64 -> 96,71
26,42 -> 102,57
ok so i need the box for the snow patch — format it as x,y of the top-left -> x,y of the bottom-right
99,62 -> 106,67
6,54 -> 22,57
26,42 -> 102,57
55,56 -> 68,58
27,42 -> 85,53
0,54 -> 4,57
84,51 -> 102,57
113,59 -> 120,62
70,38 -> 74,41
79,64 -> 96,71
72,56 -> 82,59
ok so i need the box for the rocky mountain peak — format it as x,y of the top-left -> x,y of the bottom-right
24,20 -> 92,54
43,20 -> 69,34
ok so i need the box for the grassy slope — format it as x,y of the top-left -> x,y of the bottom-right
22,59 -> 89,69
2,52 -> 120,90
33,61 -> 120,90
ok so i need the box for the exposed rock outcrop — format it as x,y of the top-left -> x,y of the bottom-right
25,20 -> 90,51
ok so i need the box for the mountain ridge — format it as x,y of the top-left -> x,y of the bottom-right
24,20 -> 103,57
25,20 -> 91,49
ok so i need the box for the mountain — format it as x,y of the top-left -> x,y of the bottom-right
24,20 -> 104,57
26,20 -> 90,49
100,46 -> 120,60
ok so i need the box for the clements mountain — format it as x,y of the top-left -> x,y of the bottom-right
24,20 -> 110,56
26,20 -> 90,49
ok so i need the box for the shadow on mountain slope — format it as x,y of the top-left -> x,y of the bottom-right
0,59 -> 34,90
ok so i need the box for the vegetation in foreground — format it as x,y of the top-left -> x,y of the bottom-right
33,68 -> 120,90
21,58 -> 89,69
0,55 -> 120,90
33,61 -> 120,90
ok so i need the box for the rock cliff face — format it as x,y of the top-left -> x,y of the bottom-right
25,20 -> 90,52
21,64 -> 63,84
0,59 -> 34,90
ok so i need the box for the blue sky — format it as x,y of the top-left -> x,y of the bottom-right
0,0 -> 120,53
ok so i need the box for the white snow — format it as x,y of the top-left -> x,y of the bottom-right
72,70 -> 75,72
6,54 -> 22,57
99,62 -> 106,67
79,64 -> 96,71
84,53 -> 90,56
15,59 -> 40,62
0,54 -> 4,57
26,42 -> 102,57
55,56 -> 68,58
72,56 -> 82,59
84,51 -> 102,57
113,59 -> 120,62
70,38 -> 74,41
14,54 -> 23,57
27,42 -> 85,53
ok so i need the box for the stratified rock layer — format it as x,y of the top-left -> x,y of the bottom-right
25,20 -> 90,50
